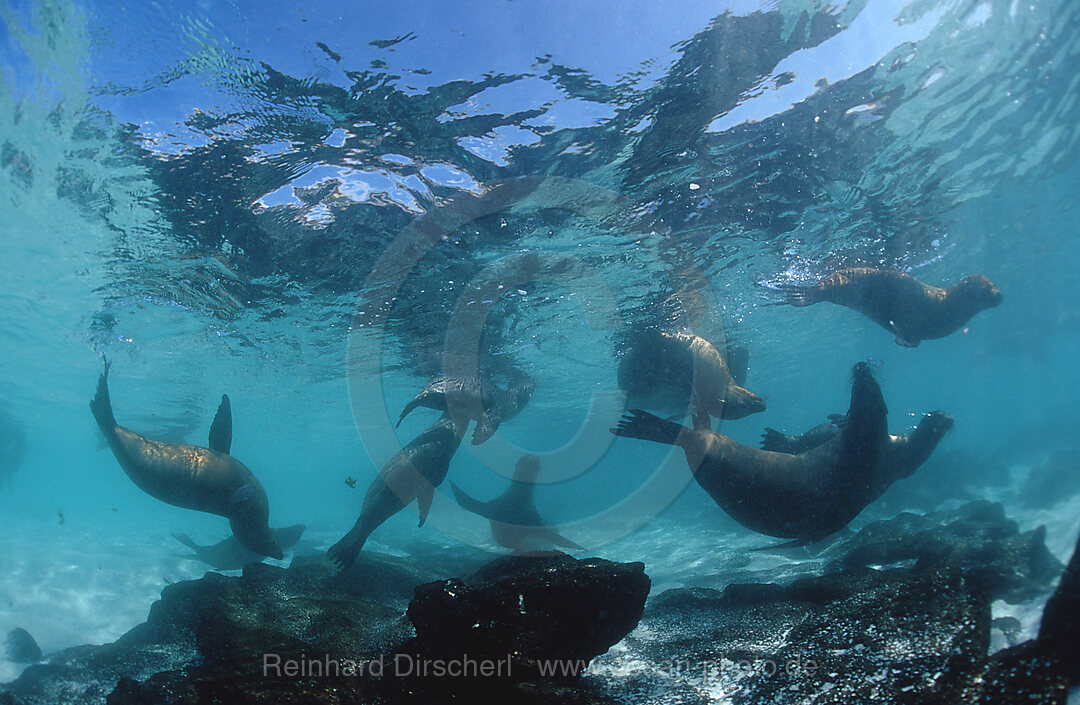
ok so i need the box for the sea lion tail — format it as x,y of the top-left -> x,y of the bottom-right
89,359 -> 116,431
611,409 -> 688,446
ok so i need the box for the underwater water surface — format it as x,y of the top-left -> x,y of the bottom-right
0,0 -> 1079,701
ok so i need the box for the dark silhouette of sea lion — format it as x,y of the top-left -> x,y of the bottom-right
617,330 -> 765,430
450,454 -> 583,553
612,362 -> 953,544
397,375 -> 534,445
775,268 -> 1001,347
90,362 -> 282,559
172,523 -> 306,570
329,412 -> 467,571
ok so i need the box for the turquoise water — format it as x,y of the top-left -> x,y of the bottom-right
1,0 -> 1079,692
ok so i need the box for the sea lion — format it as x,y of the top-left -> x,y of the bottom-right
329,412 -> 467,571
173,523 -> 307,570
618,330 -> 765,429
760,410 -> 953,482
612,362 -> 953,544
759,414 -> 847,454
776,268 -> 1002,347
90,362 -> 282,559
450,454 -> 583,553
396,375 -> 534,445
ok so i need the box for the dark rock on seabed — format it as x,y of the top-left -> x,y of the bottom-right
0,554 -> 428,705
0,552 -> 650,705
825,499 -> 1062,603
586,500 -> 1080,704
387,553 -> 651,702
590,564 -> 990,704
3,501 -> 1079,704
3,630 -> 41,665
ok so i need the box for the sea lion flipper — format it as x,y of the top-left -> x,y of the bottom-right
449,481 -> 490,518
171,532 -> 200,551
417,483 -> 434,527
774,284 -> 817,307
611,409 -> 687,446
89,360 -> 117,431
544,527 -> 584,551
398,389 -> 448,427
396,396 -> 422,427
208,394 -> 232,454
894,334 -> 920,348
473,412 -> 499,445
759,428 -> 794,453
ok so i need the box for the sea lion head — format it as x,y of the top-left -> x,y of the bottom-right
514,454 -> 541,483
917,410 -> 955,438
846,362 -> 888,440
892,410 -> 955,480
719,384 -> 767,419
230,517 -> 284,560
956,274 -> 1002,310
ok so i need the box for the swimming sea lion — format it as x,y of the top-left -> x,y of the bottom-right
90,362 -> 282,559
612,362 -> 953,543
329,412 -> 467,571
618,330 -> 765,429
776,268 -> 1001,347
396,375 -> 534,445
173,523 -> 307,570
450,454 -> 583,553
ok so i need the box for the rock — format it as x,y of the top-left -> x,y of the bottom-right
0,557 -> 410,705
826,500 -> 1061,603
947,496 -> 1080,703
592,564 -> 989,704
4,630 -> 41,664
2,551 -> 643,705
951,640 -> 1068,704
991,616 -> 1023,648
393,553 -> 649,700
1038,509 -> 1080,686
